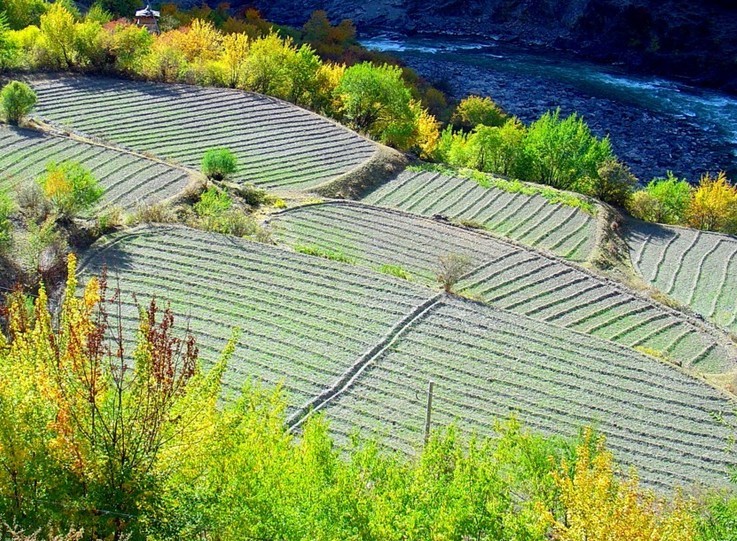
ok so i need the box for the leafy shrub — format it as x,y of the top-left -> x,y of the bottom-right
335,62 -> 417,149
194,186 -> 232,217
464,119 -> 527,177
591,159 -> 638,207
0,80 -> 37,124
436,253 -> 473,293
0,189 -> 15,251
294,243 -> 353,263
201,148 -> 237,181
15,182 -> 51,221
36,161 -> 103,217
378,263 -> 411,280
0,12 -> 18,69
687,172 -> 737,234
129,201 -> 177,225
452,95 -> 507,129
628,172 -> 692,224
522,109 -> 613,191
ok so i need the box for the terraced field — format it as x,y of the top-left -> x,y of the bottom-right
0,125 -> 191,209
78,225 -> 433,411
362,169 -> 598,262
269,201 -> 516,282
460,251 -> 735,373
626,221 -> 737,334
30,76 -> 377,191
318,297 -> 737,490
270,201 -> 734,374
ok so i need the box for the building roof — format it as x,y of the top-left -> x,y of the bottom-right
135,5 -> 160,18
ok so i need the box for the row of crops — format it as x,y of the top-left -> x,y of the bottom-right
30,76 -> 378,192
319,296 -> 736,490
0,125 -> 191,209
270,201 -> 736,375
77,224 -> 737,490
78,225 -> 434,413
361,169 -> 598,262
627,220 -> 737,334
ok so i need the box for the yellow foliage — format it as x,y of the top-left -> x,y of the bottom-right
687,171 -> 737,234
414,104 -> 441,159
544,429 -> 696,541
168,18 -> 222,63
40,169 -> 71,201
39,2 -> 76,68
219,31 -> 250,87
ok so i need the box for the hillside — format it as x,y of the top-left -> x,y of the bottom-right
29,76 -> 387,193
78,224 -> 737,490
251,0 -> 737,93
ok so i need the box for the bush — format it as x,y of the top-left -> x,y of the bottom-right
629,172 -> 692,224
687,172 -> 737,234
452,95 -> 507,130
0,80 -> 37,124
523,109 -> 613,191
464,119 -> 527,177
335,62 -> 417,148
592,159 -> 638,207
201,148 -> 237,181
0,189 -> 15,251
36,161 -> 103,217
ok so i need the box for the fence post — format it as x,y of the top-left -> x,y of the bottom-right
424,380 -> 434,445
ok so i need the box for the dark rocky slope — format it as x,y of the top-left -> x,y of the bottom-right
249,0 -> 737,93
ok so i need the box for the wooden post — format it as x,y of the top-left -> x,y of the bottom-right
424,380 -> 434,445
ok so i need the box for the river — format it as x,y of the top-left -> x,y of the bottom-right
360,34 -> 737,183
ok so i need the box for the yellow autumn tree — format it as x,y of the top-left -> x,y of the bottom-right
38,2 -> 76,68
687,171 -> 737,234
218,31 -> 249,88
544,430 -> 696,541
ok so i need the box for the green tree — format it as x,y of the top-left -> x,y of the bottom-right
592,158 -> 638,207
335,62 -> 416,148
452,95 -> 508,130
641,172 -> 693,224
39,1 -> 76,68
523,109 -> 613,191
0,80 -> 36,124
37,161 -> 104,217
465,118 -> 527,176
0,11 -> 17,68
201,148 -> 237,181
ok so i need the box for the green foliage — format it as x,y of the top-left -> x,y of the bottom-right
294,243 -> 353,263
378,263 -> 411,280
629,172 -> 692,224
194,186 -> 232,217
201,147 -> 237,180
452,95 -> 508,129
464,118 -> 528,177
0,188 -> 14,251
0,79 -> 36,124
84,3 -> 112,25
0,0 -> 47,29
36,160 -> 103,217
697,494 -> 737,540
591,158 -> 638,207
523,109 -> 613,191
335,62 -> 416,148
0,10 -> 18,68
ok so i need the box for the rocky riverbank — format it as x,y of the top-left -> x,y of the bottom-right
397,52 -> 735,183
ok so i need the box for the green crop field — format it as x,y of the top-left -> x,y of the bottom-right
627,220 -> 737,334
78,225 -> 434,411
77,224 -> 737,490
0,125 -> 191,209
315,296 -> 737,490
30,77 -> 377,191
362,169 -> 598,262
270,201 -> 516,282
270,201 -> 734,374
